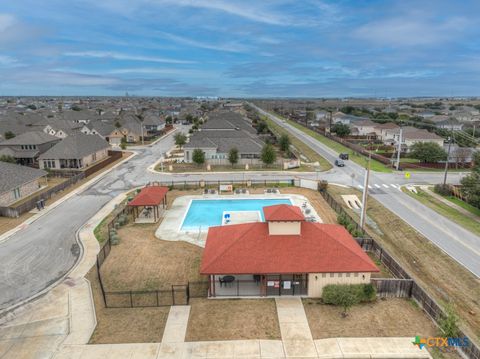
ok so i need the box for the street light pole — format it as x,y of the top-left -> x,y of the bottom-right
360,152 -> 371,230
443,126 -> 454,185
395,128 -> 403,170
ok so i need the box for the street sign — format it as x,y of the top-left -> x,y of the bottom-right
405,172 -> 411,179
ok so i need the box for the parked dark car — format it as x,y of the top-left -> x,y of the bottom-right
339,153 -> 349,160
335,159 -> 345,167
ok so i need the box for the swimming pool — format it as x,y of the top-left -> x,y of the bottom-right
181,198 -> 292,230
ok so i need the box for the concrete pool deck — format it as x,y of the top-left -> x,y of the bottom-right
155,193 -> 322,247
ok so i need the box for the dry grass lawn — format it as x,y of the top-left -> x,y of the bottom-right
303,298 -> 437,339
328,185 -> 480,343
87,266 -> 170,344
185,298 -> 281,341
100,223 -> 206,291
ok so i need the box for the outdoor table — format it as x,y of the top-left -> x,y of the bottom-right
220,275 -> 235,287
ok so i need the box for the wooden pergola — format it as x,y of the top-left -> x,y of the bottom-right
128,186 -> 168,223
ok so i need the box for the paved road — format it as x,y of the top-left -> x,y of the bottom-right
252,104 -> 480,277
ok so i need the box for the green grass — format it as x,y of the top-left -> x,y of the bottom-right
268,112 -> 392,173
404,188 -> 480,236
443,195 -> 480,217
262,116 -> 332,171
94,217 -> 108,243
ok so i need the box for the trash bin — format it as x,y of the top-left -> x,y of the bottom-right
36,200 -> 42,211
40,199 -> 46,209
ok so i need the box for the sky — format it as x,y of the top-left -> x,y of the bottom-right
1,0 -> 480,97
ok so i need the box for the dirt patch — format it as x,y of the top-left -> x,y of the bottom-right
87,266 -> 170,344
100,223 -> 206,291
327,185 -> 480,343
303,297 -> 437,338
185,298 -> 281,341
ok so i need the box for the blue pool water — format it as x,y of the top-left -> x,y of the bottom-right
181,198 -> 292,230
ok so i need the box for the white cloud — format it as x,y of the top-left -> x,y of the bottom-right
0,14 -> 16,32
155,31 -> 250,53
0,55 -> 17,65
63,51 -> 195,64
354,16 -> 469,47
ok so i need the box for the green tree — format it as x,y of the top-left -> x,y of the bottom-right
4,131 -> 15,140
115,121 -> 121,129
460,151 -> 480,208
279,134 -> 291,153
0,155 -> 16,163
410,142 -> 448,163
331,123 -> 351,137
120,142 -> 127,150
228,147 -> 239,167
165,115 -> 173,125
192,149 -> 205,165
261,144 -> 276,166
174,132 -> 187,149
256,121 -> 267,134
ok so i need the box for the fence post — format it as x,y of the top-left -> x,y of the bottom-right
130,291 -> 133,307
156,290 -> 159,306
171,285 -> 175,305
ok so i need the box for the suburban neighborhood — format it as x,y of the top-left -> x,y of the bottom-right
1,1 -> 480,359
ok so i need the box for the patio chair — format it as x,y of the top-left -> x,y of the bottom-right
235,189 -> 241,194
242,189 -> 247,194
204,188 -> 209,194
266,188 -> 272,194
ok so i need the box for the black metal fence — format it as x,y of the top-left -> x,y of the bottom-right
145,178 -> 296,191
320,189 -> 480,359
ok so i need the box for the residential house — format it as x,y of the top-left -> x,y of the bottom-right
374,122 -> 400,142
83,120 -> 116,141
332,112 -> 369,125
0,131 -> 60,166
39,133 -> 110,170
350,119 -> 378,136
142,112 -> 165,135
393,127 -> 445,152
201,204 -> 379,297
0,161 -> 47,207
184,111 -> 264,164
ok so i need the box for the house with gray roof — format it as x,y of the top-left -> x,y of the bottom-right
0,161 -> 47,207
0,131 -> 61,166
38,133 -> 110,170
184,111 -> 264,164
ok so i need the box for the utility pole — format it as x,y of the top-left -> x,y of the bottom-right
360,153 -> 371,230
443,125 -> 454,185
395,127 -> 403,170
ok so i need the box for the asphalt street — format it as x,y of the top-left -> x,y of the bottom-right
252,104 -> 480,278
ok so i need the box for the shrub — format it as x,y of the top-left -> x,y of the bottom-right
114,221 -> 120,229
322,284 -> 376,316
110,234 -> 120,245
439,303 -> 460,337
433,184 -> 451,196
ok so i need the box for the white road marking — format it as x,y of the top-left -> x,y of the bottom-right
382,184 -> 389,188
390,184 -> 398,188
358,185 -> 363,189
368,185 -> 372,189
375,184 -> 381,188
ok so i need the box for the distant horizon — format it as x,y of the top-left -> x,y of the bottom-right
1,0 -> 479,97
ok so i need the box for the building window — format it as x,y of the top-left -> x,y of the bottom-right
338,273 -> 343,278
322,273 -> 326,278
354,273 -> 359,277
13,187 -> 21,199
92,153 -> 97,161
346,273 -> 351,277
329,273 -> 334,278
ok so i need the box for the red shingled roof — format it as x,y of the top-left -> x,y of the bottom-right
128,186 -> 168,206
263,204 -> 304,222
200,222 -> 379,275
